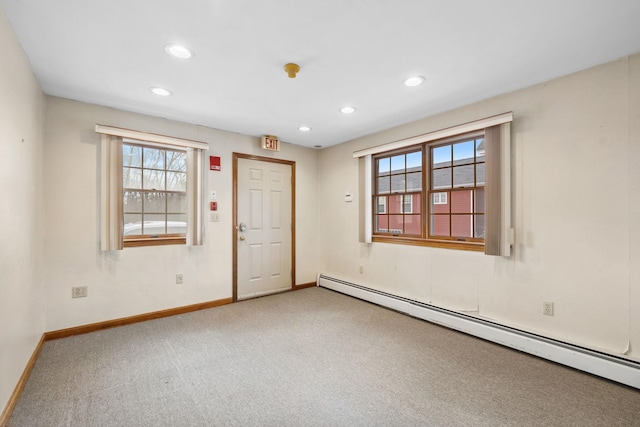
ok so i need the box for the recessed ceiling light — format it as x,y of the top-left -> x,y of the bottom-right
165,44 -> 193,59
340,106 -> 356,114
151,87 -> 172,96
314,145 -> 323,149
298,126 -> 312,132
403,76 -> 425,87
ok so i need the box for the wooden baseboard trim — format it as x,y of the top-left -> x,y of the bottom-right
0,334 -> 45,427
294,282 -> 317,290
44,297 -> 233,341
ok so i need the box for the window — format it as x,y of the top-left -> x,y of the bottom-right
429,136 -> 485,240
373,134 -> 484,242
122,142 -> 188,244
357,113 -> 512,254
96,125 -> 207,250
432,192 -> 447,204
374,151 -> 422,236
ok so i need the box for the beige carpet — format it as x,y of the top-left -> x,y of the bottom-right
9,287 -> 640,426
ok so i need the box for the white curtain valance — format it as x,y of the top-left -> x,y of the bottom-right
95,124 -> 209,151
353,112 -> 513,158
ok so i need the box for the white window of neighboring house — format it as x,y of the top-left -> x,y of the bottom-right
432,192 -> 447,205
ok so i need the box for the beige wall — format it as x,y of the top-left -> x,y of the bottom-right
0,9 -> 45,414
43,97 -> 319,331
317,53 -> 640,362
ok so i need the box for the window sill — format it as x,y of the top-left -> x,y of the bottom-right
372,235 -> 484,252
124,236 -> 186,248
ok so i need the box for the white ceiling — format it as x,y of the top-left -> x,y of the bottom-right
2,1 -> 640,148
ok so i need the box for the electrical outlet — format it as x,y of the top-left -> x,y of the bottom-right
72,286 -> 88,298
359,265 -> 364,274
543,301 -> 554,316
176,274 -> 183,284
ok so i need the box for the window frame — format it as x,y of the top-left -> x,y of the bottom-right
122,140 -> 188,248
371,131 -> 486,252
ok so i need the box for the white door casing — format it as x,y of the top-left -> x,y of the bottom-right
235,156 -> 293,300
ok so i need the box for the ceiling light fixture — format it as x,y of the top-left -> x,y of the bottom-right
165,44 -> 193,59
340,106 -> 356,114
403,76 -> 425,87
284,63 -> 301,78
150,87 -> 172,96
298,125 -> 311,132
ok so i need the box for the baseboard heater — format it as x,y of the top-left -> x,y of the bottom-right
317,274 -> 640,389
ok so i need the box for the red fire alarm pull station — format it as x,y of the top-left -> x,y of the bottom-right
210,156 -> 221,171
210,201 -> 218,211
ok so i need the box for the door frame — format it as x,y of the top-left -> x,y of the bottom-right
232,153 -> 296,302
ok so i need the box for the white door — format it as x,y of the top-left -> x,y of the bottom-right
236,157 -> 293,300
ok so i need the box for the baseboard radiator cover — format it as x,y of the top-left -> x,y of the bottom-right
317,274 -> 640,389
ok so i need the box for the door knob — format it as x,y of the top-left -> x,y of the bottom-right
239,235 -> 246,241
238,222 -> 247,232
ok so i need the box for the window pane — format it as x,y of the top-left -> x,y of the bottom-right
432,145 -> 451,167
430,215 -> 450,237
143,147 -> 165,170
144,192 -> 166,213
376,196 -> 387,214
453,165 -> 474,188
123,191 -> 142,213
391,175 -> 405,193
166,150 -> 186,172
409,193 -> 421,214
474,214 -> 485,238
476,138 -> 485,157
406,151 -> 422,171
123,145 -> 142,167
404,214 -> 421,235
406,172 -> 422,191
476,162 -> 486,186
475,189 -> 485,214
378,157 -> 390,176
123,167 -> 142,189
376,215 -> 389,233
143,170 -> 165,190
167,193 -> 187,213
451,190 -> 473,214
391,155 -> 405,173
451,215 -> 473,238
377,176 -> 390,194
453,140 -> 474,165
389,215 -> 403,234
432,168 -> 451,189
142,214 -> 166,235
123,214 -> 142,236
167,214 -> 187,234
388,194 -> 402,214
166,172 -> 187,192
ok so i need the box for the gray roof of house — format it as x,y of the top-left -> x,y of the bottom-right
377,157 -> 485,194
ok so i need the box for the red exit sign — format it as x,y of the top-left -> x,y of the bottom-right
261,135 -> 280,151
